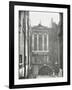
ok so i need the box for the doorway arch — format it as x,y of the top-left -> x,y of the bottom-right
38,65 -> 53,76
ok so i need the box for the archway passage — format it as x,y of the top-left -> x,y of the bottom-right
38,66 -> 53,76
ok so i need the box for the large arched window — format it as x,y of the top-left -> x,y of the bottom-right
39,34 -> 42,50
32,34 -> 34,50
44,34 -> 48,51
32,33 -> 49,51
34,34 -> 37,50
44,34 -> 47,50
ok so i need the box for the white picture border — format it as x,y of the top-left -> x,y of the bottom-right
14,5 -> 68,85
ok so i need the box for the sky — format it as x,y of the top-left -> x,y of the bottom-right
30,11 -> 60,27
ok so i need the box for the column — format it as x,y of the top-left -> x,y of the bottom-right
32,34 -> 34,50
58,36 -> 60,66
37,34 -> 39,50
25,12 -> 28,78
42,34 -> 44,51
47,34 -> 48,51
44,34 -> 47,51
24,11 -> 29,78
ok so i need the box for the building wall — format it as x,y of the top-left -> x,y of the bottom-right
29,23 -> 61,76
19,11 -> 24,67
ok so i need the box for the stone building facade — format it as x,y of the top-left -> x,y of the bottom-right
29,21 -> 62,77
19,11 -> 63,78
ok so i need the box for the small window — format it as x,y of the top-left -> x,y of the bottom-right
19,54 -> 22,63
